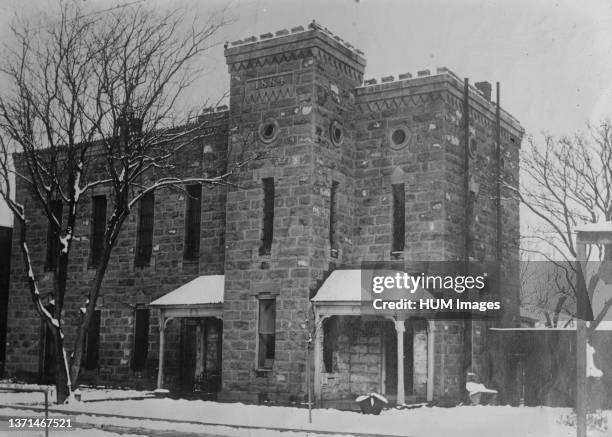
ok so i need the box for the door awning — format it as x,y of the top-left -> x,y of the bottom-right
311,269 -> 434,317
150,275 -> 224,318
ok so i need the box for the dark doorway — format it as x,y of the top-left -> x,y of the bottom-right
180,317 -> 222,392
180,319 -> 198,390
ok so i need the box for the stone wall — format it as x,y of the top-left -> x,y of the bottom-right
0,226 -> 12,377
220,26 -> 366,403
350,71 -> 522,400
320,317 -> 383,399
352,74 -> 449,263
5,113 -> 229,386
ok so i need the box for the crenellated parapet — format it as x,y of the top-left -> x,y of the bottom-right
224,21 -> 366,83
355,67 -> 523,141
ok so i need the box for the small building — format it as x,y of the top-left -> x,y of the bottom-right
0,225 -> 13,378
4,23 -> 523,405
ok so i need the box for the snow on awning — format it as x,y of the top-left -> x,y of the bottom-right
311,269 -> 434,303
150,275 -> 224,308
311,270 -> 365,302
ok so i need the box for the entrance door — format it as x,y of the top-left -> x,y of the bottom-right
180,319 -> 198,390
180,318 -> 223,392
201,318 -> 222,392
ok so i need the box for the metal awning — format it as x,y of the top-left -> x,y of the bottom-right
311,269 -> 434,317
150,275 -> 224,318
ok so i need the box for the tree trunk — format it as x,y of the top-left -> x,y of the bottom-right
69,211 -> 126,386
15,215 -> 72,404
51,327 -> 71,404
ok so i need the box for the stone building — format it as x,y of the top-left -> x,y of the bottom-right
4,23 -> 523,406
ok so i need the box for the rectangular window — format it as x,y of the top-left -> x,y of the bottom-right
257,298 -> 276,369
329,181 -> 339,249
90,196 -> 107,267
131,308 -> 149,371
135,191 -> 155,267
45,200 -> 63,271
82,309 -> 101,371
392,183 -> 405,252
259,178 -> 275,255
183,184 -> 202,260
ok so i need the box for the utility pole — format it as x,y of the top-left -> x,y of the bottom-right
575,238 -> 588,437
574,222 -> 612,437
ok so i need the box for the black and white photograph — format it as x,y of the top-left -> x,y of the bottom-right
0,1 -> 611,436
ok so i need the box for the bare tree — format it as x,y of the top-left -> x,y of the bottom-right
515,121 -> 612,335
519,255 -> 575,328
0,3 -> 256,403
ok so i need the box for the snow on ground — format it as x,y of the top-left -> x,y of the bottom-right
22,399 -> 612,437
0,387 -> 154,404
0,407 -> 349,437
1,387 -> 611,437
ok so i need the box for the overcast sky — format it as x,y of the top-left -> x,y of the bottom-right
1,0 -> 611,227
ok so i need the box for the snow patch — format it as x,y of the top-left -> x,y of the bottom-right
587,342 -> 603,378
2,386 -> 611,437
466,382 -> 498,395
60,233 -> 72,253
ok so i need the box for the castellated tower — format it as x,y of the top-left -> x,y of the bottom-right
221,24 -> 366,402
351,71 -> 523,402
221,22 -> 523,404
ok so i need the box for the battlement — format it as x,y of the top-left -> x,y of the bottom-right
359,67 -> 462,89
224,21 -> 366,82
226,20 -> 365,58
196,106 -> 229,125
356,66 -> 523,137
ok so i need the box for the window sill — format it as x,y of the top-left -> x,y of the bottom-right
254,368 -> 273,378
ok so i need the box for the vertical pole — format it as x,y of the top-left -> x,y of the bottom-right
217,318 -> 223,376
195,321 -> 202,380
427,320 -> 435,402
576,240 -> 587,437
307,332 -> 312,424
203,319 -> 209,375
157,312 -> 166,389
381,326 -> 386,396
313,314 -> 323,402
44,390 -> 48,437
463,78 -> 471,262
495,83 -> 502,267
395,319 -> 406,405
462,79 -> 473,398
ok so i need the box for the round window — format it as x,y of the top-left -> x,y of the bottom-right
258,118 -> 279,144
388,127 -> 411,150
329,120 -> 344,146
391,129 -> 407,145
